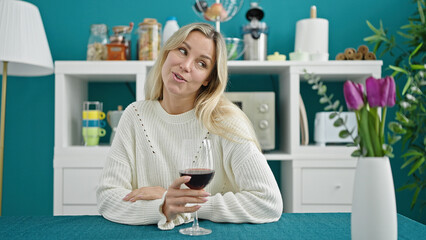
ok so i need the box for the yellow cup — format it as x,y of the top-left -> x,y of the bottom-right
82,110 -> 105,120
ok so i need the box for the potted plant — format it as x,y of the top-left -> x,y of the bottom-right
364,0 -> 425,210
304,71 -> 398,239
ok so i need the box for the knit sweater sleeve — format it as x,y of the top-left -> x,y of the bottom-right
197,132 -> 283,223
96,105 -> 164,225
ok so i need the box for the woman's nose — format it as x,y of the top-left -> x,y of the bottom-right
180,58 -> 191,72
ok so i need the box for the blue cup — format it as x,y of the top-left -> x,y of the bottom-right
82,119 -> 106,128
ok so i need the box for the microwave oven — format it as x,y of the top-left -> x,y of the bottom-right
224,92 -> 275,150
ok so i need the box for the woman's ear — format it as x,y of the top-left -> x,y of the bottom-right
202,79 -> 210,87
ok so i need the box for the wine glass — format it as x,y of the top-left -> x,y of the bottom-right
179,138 -> 215,236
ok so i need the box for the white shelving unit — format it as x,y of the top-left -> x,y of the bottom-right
53,60 -> 382,215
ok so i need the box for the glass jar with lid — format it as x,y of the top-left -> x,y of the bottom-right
137,18 -> 162,60
87,24 -> 108,60
107,24 -> 133,60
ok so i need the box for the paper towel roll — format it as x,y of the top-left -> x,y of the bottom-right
294,18 -> 329,54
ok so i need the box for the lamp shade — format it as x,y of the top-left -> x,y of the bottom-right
0,0 -> 53,76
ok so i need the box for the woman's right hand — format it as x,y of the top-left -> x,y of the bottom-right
162,176 -> 211,222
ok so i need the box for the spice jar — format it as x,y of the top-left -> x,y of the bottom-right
137,18 -> 162,60
87,24 -> 108,61
107,24 -> 133,60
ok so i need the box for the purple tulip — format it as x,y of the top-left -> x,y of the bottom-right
344,80 -> 365,110
385,76 -> 396,107
366,76 -> 396,107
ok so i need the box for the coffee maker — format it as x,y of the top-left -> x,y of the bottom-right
242,2 -> 268,61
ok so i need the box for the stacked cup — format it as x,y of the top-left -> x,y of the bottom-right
82,101 -> 106,146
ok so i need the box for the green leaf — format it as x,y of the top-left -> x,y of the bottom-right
373,41 -> 383,54
318,85 -> 327,95
320,97 -> 328,104
388,133 -> 401,145
324,105 -> 334,111
401,156 -> 418,169
408,157 -> 425,176
334,118 -> 344,127
364,35 -> 381,42
401,149 -> 425,158
366,20 -> 382,35
397,31 -> 414,40
354,135 -> 361,145
389,122 -> 406,134
333,100 -> 340,109
397,182 -> 417,191
396,112 -> 410,124
418,0 -> 425,24
408,42 -> 423,63
385,151 -> 395,158
351,149 -> 362,157
339,130 -> 351,139
389,65 -> 409,74
410,64 -> 425,70
312,84 -> 319,90
402,76 -> 413,95
411,187 -> 420,209
329,112 -> 337,119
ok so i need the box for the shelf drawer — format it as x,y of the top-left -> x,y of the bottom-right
302,168 -> 355,205
63,168 -> 102,204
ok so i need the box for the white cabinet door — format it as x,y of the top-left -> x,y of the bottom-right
63,168 -> 102,204
302,168 -> 355,204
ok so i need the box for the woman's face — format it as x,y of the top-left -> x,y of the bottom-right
161,31 -> 216,103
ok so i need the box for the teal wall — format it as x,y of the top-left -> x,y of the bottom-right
1,0 -> 424,224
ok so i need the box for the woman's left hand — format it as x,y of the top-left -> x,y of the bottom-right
123,186 -> 167,202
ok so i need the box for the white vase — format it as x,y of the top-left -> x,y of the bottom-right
351,156 -> 397,240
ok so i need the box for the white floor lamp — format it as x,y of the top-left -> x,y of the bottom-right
0,0 -> 54,215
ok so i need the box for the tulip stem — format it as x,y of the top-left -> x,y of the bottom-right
360,107 -> 375,156
368,107 -> 383,156
380,107 -> 387,145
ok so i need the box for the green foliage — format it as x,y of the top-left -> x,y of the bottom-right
304,71 -> 360,157
364,0 -> 426,210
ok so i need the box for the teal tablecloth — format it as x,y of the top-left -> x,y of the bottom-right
0,213 -> 424,239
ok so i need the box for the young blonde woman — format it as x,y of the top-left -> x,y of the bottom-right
96,22 -> 283,230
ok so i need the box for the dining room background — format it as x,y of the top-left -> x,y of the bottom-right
1,0 -> 424,224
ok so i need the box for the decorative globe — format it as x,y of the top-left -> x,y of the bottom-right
193,0 -> 244,22
225,37 -> 245,60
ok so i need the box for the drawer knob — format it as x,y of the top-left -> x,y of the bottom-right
335,184 -> 341,189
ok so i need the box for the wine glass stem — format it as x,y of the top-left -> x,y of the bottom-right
192,210 -> 200,229
215,20 -> 220,32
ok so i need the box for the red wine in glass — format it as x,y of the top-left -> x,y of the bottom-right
179,168 -> 215,190
179,138 -> 214,236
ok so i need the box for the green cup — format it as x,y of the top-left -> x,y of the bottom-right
82,127 -> 106,146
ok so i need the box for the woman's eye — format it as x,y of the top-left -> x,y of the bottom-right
198,61 -> 207,68
178,48 -> 187,55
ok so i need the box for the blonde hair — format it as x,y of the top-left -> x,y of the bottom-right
145,22 -> 260,149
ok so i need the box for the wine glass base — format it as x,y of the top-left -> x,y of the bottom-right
179,226 -> 212,236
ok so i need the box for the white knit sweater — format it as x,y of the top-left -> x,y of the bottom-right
96,100 -> 283,229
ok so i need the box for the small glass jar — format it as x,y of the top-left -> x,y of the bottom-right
137,18 -> 162,60
87,24 -> 108,61
107,25 -> 132,60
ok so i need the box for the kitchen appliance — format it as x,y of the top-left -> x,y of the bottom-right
242,2 -> 268,61
314,112 -> 357,146
224,92 -> 275,150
